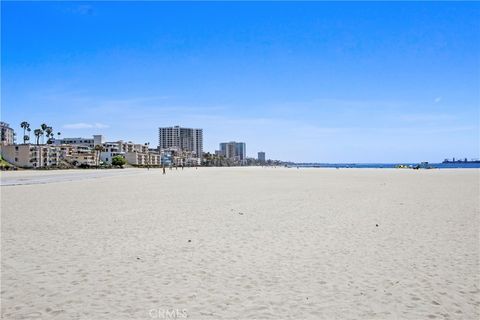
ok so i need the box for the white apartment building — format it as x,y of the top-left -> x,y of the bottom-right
258,151 -> 266,163
1,144 -> 59,168
69,149 -> 96,166
55,135 -> 104,148
0,122 -> 15,146
56,135 -> 158,166
1,144 -> 98,168
219,141 -> 247,162
124,152 -> 161,166
2,134 -> 162,168
99,140 -> 159,166
99,142 -> 124,165
158,126 -> 203,158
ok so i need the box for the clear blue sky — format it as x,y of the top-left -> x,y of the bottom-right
2,1 -> 479,162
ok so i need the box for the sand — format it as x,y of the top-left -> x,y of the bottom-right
1,167 -> 479,319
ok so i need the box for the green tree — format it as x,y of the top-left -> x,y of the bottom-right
34,129 -> 43,145
40,123 -> 48,144
111,155 -> 126,167
20,121 -> 30,144
94,144 -> 104,166
45,127 -> 54,144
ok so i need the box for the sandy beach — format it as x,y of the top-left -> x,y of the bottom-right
1,167 -> 479,319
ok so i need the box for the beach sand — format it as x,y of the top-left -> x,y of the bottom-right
1,167 -> 479,319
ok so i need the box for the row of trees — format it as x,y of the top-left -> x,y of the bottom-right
20,122 -> 61,145
202,152 -> 243,166
202,152 -> 281,167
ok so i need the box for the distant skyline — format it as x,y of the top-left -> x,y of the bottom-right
2,1 -> 479,162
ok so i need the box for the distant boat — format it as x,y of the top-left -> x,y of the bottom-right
442,158 -> 480,164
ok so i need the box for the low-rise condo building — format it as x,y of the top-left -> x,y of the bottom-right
55,134 -> 104,148
99,140 -> 159,166
2,133 -> 166,168
1,144 -> 60,168
1,143 -> 98,168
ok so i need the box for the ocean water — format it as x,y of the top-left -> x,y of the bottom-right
293,163 -> 480,169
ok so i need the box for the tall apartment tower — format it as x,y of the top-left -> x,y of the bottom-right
158,126 -> 203,157
219,141 -> 246,161
258,151 -> 266,163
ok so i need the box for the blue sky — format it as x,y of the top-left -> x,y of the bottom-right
2,1 -> 479,162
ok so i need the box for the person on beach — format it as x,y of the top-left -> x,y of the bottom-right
162,165 -> 166,175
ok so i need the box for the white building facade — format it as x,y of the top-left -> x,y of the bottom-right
258,151 -> 266,163
158,126 -> 203,159
219,141 -> 247,162
0,122 -> 15,146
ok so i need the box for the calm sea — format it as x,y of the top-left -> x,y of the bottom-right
293,163 -> 480,169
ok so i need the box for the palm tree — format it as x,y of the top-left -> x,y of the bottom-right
24,135 -> 30,143
45,126 -> 53,137
94,144 -> 104,166
57,132 -> 61,141
34,129 -> 43,145
45,127 -> 53,144
47,133 -> 55,144
40,123 -> 48,144
27,127 -> 31,142
20,121 -> 30,144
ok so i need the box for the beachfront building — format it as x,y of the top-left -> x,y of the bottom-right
0,122 -> 15,146
100,140 -> 160,166
159,147 -> 198,166
124,151 -> 161,166
0,141 -> 94,168
258,151 -> 266,163
1,143 -> 101,168
2,131 -> 166,168
104,140 -> 161,166
158,126 -> 203,162
53,135 -> 100,166
69,146 -> 96,166
55,134 -> 104,148
99,142 -> 123,165
0,144 -> 60,168
56,135 -> 161,166
219,141 -> 247,163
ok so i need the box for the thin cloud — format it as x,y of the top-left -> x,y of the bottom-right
73,5 -> 95,16
63,123 -> 109,129
434,96 -> 442,103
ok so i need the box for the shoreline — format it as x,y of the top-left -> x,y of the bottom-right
1,166 -> 479,187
